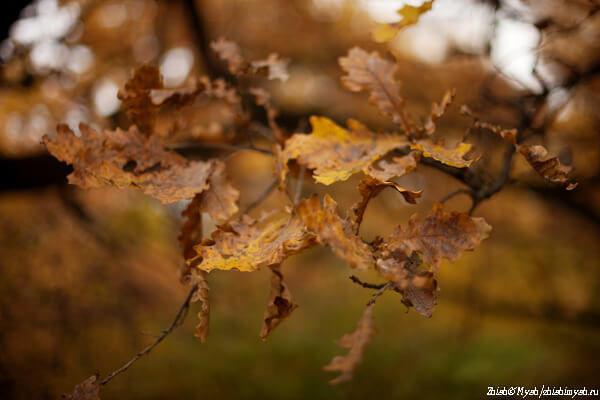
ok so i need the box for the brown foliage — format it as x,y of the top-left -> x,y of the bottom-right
260,265 -> 298,340
323,304 -> 375,384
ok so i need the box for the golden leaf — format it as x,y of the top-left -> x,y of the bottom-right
298,195 -> 374,270
260,264 -> 298,340
279,116 -> 408,186
372,1 -> 435,43
193,211 -> 315,272
43,124 -> 213,203
323,304 -> 375,384
411,140 -> 475,168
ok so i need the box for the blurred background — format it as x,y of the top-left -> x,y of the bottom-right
0,0 -> 599,399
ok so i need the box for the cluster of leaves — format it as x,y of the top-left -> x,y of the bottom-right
45,36 -> 578,397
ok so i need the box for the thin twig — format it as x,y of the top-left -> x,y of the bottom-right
293,164 -> 306,206
349,276 -> 387,290
99,284 -> 199,386
242,179 -> 278,214
367,282 -> 394,306
440,188 -> 473,204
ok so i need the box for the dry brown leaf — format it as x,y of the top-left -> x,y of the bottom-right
423,89 -> 456,136
411,140 -> 475,168
279,116 -> 409,186
212,38 -> 289,81
260,264 -> 298,340
298,195 -> 374,270
339,48 -> 412,130
200,160 -> 240,223
190,269 -> 210,342
323,304 -> 375,384
43,124 -> 213,203
375,251 -> 437,317
62,375 -> 101,400
518,144 -> 578,190
118,65 -> 163,133
251,53 -> 290,82
249,87 -> 285,142
386,203 -> 491,268
193,211 -> 315,272
211,38 -> 247,75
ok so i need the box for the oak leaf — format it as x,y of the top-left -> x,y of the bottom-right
279,116 -> 409,186
323,304 -> 375,384
251,53 -> 290,82
260,264 -> 298,340
423,89 -> 456,136
352,176 -> 422,232
190,270 -> 210,342
518,144 -> 578,190
118,65 -> 163,133
298,195 -> 374,270
212,38 -> 289,81
372,0 -> 435,43
339,48 -> 412,129
411,140 -> 475,168
386,203 -> 491,268
43,124 -> 213,203
211,38 -> 246,75
375,251 -> 437,317
193,211 -> 315,272
364,152 -> 419,182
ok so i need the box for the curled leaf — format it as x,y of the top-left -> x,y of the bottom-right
411,140 -> 475,168
423,89 -> 455,136
323,304 -> 375,384
279,116 -> 408,186
62,375 -> 101,400
352,176 -> 422,232
298,195 -> 374,270
193,211 -> 315,272
43,124 -> 213,203
386,203 -> 491,268
364,152 -> 419,182
260,264 -> 298,340
339,48 -> 412,130
518,144 -> 577,190
190,270 -> 210,343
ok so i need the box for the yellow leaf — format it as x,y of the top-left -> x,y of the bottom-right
279,116 -> 408,186
411,140 -> 474,168
193,212 -> 314,272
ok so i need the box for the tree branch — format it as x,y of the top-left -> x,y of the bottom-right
99,284 -> 199,386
